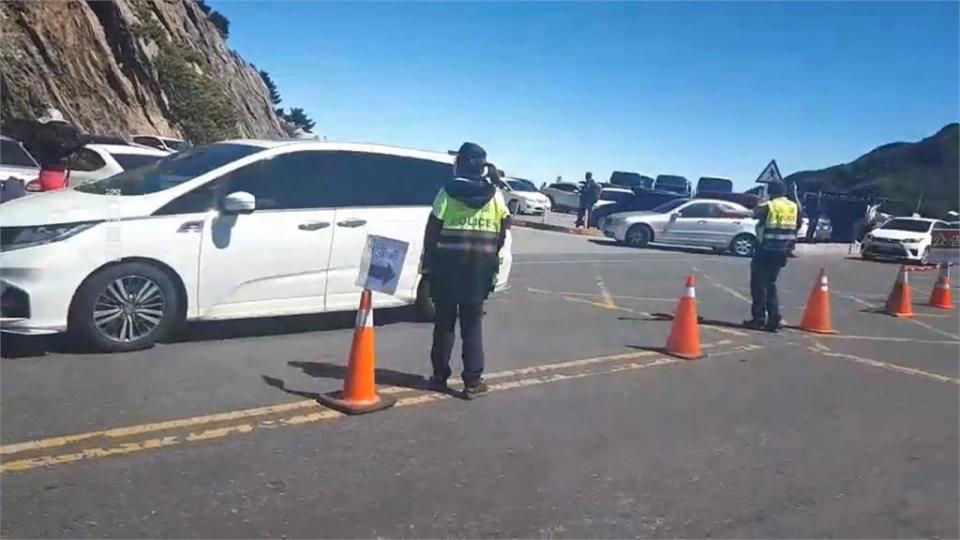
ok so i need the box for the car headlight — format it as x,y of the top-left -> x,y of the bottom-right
0,222 -> 98,252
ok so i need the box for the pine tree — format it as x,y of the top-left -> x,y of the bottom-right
284,108 -> 315,133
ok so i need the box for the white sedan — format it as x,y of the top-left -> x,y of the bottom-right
861,217 -> 946,264
602,198 -> 759,257
66,144 -> 171,186
502,178 -> 551,215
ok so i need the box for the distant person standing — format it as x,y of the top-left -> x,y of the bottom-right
420,142 -> 510,398
744,181 -> 800,332
576,172 -> 599,228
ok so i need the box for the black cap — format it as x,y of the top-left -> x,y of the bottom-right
457,142 -> 487,163
455,142 -> 487,178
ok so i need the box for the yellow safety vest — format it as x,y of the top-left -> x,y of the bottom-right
431,184 -> 509,255
759,197 -> 799,252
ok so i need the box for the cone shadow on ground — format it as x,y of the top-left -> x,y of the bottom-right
628,312 -> 772,334
288,361 -> 428,391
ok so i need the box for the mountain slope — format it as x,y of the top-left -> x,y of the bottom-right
0,0 -> 283,142
785,123 -> 959,217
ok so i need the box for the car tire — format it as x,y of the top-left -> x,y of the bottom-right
416,277 -> 435,322
68,262 -> 180,353
508,199 -> 521,216
625,224 -> 652,248
729,234 -> 756,257
861,251 -> 874,261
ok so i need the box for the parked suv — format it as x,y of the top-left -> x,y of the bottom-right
0,141 -> 512,352
654,175 -> 692,197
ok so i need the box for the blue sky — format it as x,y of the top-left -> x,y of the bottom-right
213,1 -> 959,189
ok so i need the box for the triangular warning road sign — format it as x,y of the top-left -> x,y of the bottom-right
755,160 -> 783,184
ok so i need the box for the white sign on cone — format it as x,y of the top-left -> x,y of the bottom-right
755,159 -> 784,184
357,235 -> 409,295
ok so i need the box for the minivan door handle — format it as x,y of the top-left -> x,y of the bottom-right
298,221 -> 330,231
177,220 -> 204,233
337,219 -> 367,228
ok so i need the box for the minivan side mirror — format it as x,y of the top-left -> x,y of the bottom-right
669,212 -> 680,221
222,191 -> 256,214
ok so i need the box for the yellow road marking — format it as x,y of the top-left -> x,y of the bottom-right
818,350 -> 959,385
802,334 -> 958,385
1,343 -> 749,474
818,334 -> 958,345
0,341 -> 732,459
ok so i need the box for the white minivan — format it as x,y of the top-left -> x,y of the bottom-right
0,141 -> 512,352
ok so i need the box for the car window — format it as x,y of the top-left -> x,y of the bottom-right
223,151 -> 336,210
70,148 -> 107,172
154,150 -> 451,215
321,152 -> 452,207
133,136 -> 165,150
0,139 -> 38,168
679,202 -> 718,218
112,153 -> 164,171
76,143 -> 263,195
718,203 -> 746,216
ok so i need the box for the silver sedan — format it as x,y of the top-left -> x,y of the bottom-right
601,198 -> 759,257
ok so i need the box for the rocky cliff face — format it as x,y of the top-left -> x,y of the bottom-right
0,0 -> 284,142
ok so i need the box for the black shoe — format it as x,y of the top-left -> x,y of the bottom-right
764,319 -> 782,333
743,319 -> 766,330
462,379 -> 489,400
427,376 -> 448,393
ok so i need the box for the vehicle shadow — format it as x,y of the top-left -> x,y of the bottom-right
168,305 -> 423,343
0,306 -> 425,358
587,238 -> 727,257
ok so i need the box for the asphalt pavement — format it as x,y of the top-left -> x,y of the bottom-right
2,228 -> 958,538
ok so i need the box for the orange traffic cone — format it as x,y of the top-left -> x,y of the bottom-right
929,264 -> 954,310
664,275 -> 705,360
884,266 -> 914,318
799,268 -> 837,334
317,289 -> 397,414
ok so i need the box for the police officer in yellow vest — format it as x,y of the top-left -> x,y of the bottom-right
745,181 -> 800,332
421,142 -> 510,398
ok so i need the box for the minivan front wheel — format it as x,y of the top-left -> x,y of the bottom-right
69,262 -> 179,352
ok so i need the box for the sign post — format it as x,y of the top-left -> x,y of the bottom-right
356,235 -> 409,295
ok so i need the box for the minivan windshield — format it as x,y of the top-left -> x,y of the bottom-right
75,143 -> 263,195
879,218 -> 935,233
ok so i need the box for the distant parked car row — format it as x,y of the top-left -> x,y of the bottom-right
0,133 -> 182,199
